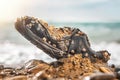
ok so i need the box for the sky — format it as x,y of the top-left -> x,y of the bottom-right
0,0 -> 120,23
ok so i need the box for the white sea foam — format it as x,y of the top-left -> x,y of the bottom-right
92,42 -> 120,65
0,42 -> 56,66
0,41 -> 120,66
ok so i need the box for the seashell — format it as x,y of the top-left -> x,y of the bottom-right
43,37 -> 47,42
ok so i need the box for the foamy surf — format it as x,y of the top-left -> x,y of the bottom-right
0,41 -> 120,66
0,41 -> 56,67
92,42 -> 120,65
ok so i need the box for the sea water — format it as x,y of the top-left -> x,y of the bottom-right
0,22 -> 120,66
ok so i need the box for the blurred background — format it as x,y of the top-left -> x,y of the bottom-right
0,0 -> 120,66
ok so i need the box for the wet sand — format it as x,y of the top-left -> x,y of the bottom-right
0,54 -> 118,80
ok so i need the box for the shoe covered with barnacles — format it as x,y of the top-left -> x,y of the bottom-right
15,16 -> 110,62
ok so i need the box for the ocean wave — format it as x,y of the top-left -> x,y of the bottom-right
0,41 -> 120,66
76,26 -> 120,43
0,42 -> 56,66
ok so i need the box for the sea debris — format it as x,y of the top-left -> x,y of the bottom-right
15,16 -> 110,62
